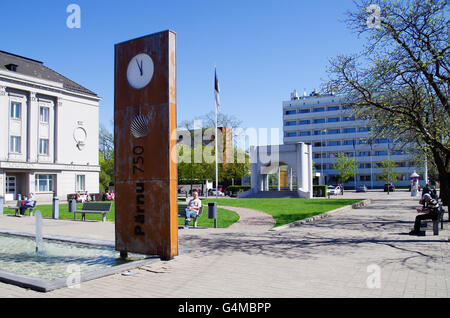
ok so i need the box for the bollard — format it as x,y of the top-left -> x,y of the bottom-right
208,202 -> 218,228
52,197 -> 60,219
17,194 -> 22,202
0,196 -> 3,216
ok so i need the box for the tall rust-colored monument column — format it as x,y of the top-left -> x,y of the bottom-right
114,30 -> 178,261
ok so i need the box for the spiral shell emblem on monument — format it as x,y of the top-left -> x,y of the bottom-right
130,113 -> 151,138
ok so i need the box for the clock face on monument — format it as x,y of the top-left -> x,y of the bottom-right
126,53 -> 154,89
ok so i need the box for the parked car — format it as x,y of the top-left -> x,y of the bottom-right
327,186 -> 338,195
208,188 -> 225,197
384,183 -> 395,192
356,184 -> 368,192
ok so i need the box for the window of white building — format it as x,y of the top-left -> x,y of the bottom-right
40,107 -> 49,123
76,175 -> 86,191
39,139 -> 49,155
9,136 -> 21,153
10,102 -> 21,119
35,175 -> 54,192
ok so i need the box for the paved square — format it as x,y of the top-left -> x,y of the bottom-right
0,191 -> 448,298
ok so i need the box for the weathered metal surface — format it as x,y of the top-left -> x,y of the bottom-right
114,30 -> 178,260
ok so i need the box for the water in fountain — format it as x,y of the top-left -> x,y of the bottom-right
35,210 -> 44,254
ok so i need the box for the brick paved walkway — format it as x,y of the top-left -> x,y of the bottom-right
0,191 -> 449,298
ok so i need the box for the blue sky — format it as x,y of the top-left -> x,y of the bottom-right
1,0 -> 365,144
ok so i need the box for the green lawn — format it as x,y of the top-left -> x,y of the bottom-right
3,202 -> 240,228
178,207 -> 240,228
202,198 -> 362,227
3,198 -> 360,228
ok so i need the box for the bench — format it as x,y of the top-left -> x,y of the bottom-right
421,203 -> 445,235
178,204 -> 203,228
73,202 -> 112,222
6,201 -> 37,217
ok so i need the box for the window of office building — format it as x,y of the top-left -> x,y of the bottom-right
313,118 -> 325,124
285,110 -> 296,115
327,106 -> 340,111
358,126 -> 371,132
285,121 -> 297,126
39,139 -> 49,155
359,151 -> 371,157
391,150 -> 405,155
35,175 -> 54,192
313,142 -> 326,147
343,116 -> 356,122
328,141 -> 341,146
328,129 -> 340,135
376,151 -> 388,156
313,107 -> 325,113
299,120 -> 311,125
285,132 -> 297,137
10,102 -> 21,119
343,128 -> 356,134
313,130 -> 325,136
342,105 -> 353,110
375,138 -> 389,144
40,107 -> 49,123
9,136 -> 21,153
359,139 -> 368,144
328,117 -> 340,123
299,109 -> 310,114
299,131 -> 311,136
342,140 -> 352,146
360,175 -> 371,181
359,163 -> 371,169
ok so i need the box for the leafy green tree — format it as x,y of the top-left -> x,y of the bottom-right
377,159 -> 401,194
332,153 -> 358,185
99,126 -> 114,191
327,0 -> 449,205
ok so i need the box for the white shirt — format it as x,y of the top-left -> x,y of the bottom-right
188,198 -> 202,210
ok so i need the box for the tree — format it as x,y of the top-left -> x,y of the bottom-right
99,125 -> 114,191
327,0 -> 449,205
377,159 -> 401,194
222,147 -> 250,185
332,153 -> 358,185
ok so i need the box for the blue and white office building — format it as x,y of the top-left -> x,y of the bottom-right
283,90 -> 419,188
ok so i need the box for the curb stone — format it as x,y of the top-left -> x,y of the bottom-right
269,199 -> 371,231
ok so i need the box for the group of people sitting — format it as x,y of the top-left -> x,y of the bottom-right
102,189 -> 115,201
76,191 -> 91,203
17,193 -> 36,217
409,183 -> 440,236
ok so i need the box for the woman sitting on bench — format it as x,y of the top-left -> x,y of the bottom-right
19,193 -> 36,217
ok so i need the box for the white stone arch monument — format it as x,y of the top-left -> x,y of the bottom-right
246,142 -> 313,198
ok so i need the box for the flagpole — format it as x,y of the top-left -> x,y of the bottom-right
215,96 -> 219,199
215,66 -> 219,199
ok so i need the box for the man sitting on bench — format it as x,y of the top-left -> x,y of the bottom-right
185,191 -> 202,228
409,193 -> 439,236
19,193 -> 36,217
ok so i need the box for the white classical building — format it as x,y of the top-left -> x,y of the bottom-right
0,50 -> 100,202
283,90 -> 419,188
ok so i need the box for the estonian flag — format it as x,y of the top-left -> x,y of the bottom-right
215,68 -> 220,111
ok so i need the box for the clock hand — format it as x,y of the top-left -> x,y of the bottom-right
136,59 -> 143,76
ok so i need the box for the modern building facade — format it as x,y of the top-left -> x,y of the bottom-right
0,50 -> 100,202
283,90 -> 418,188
